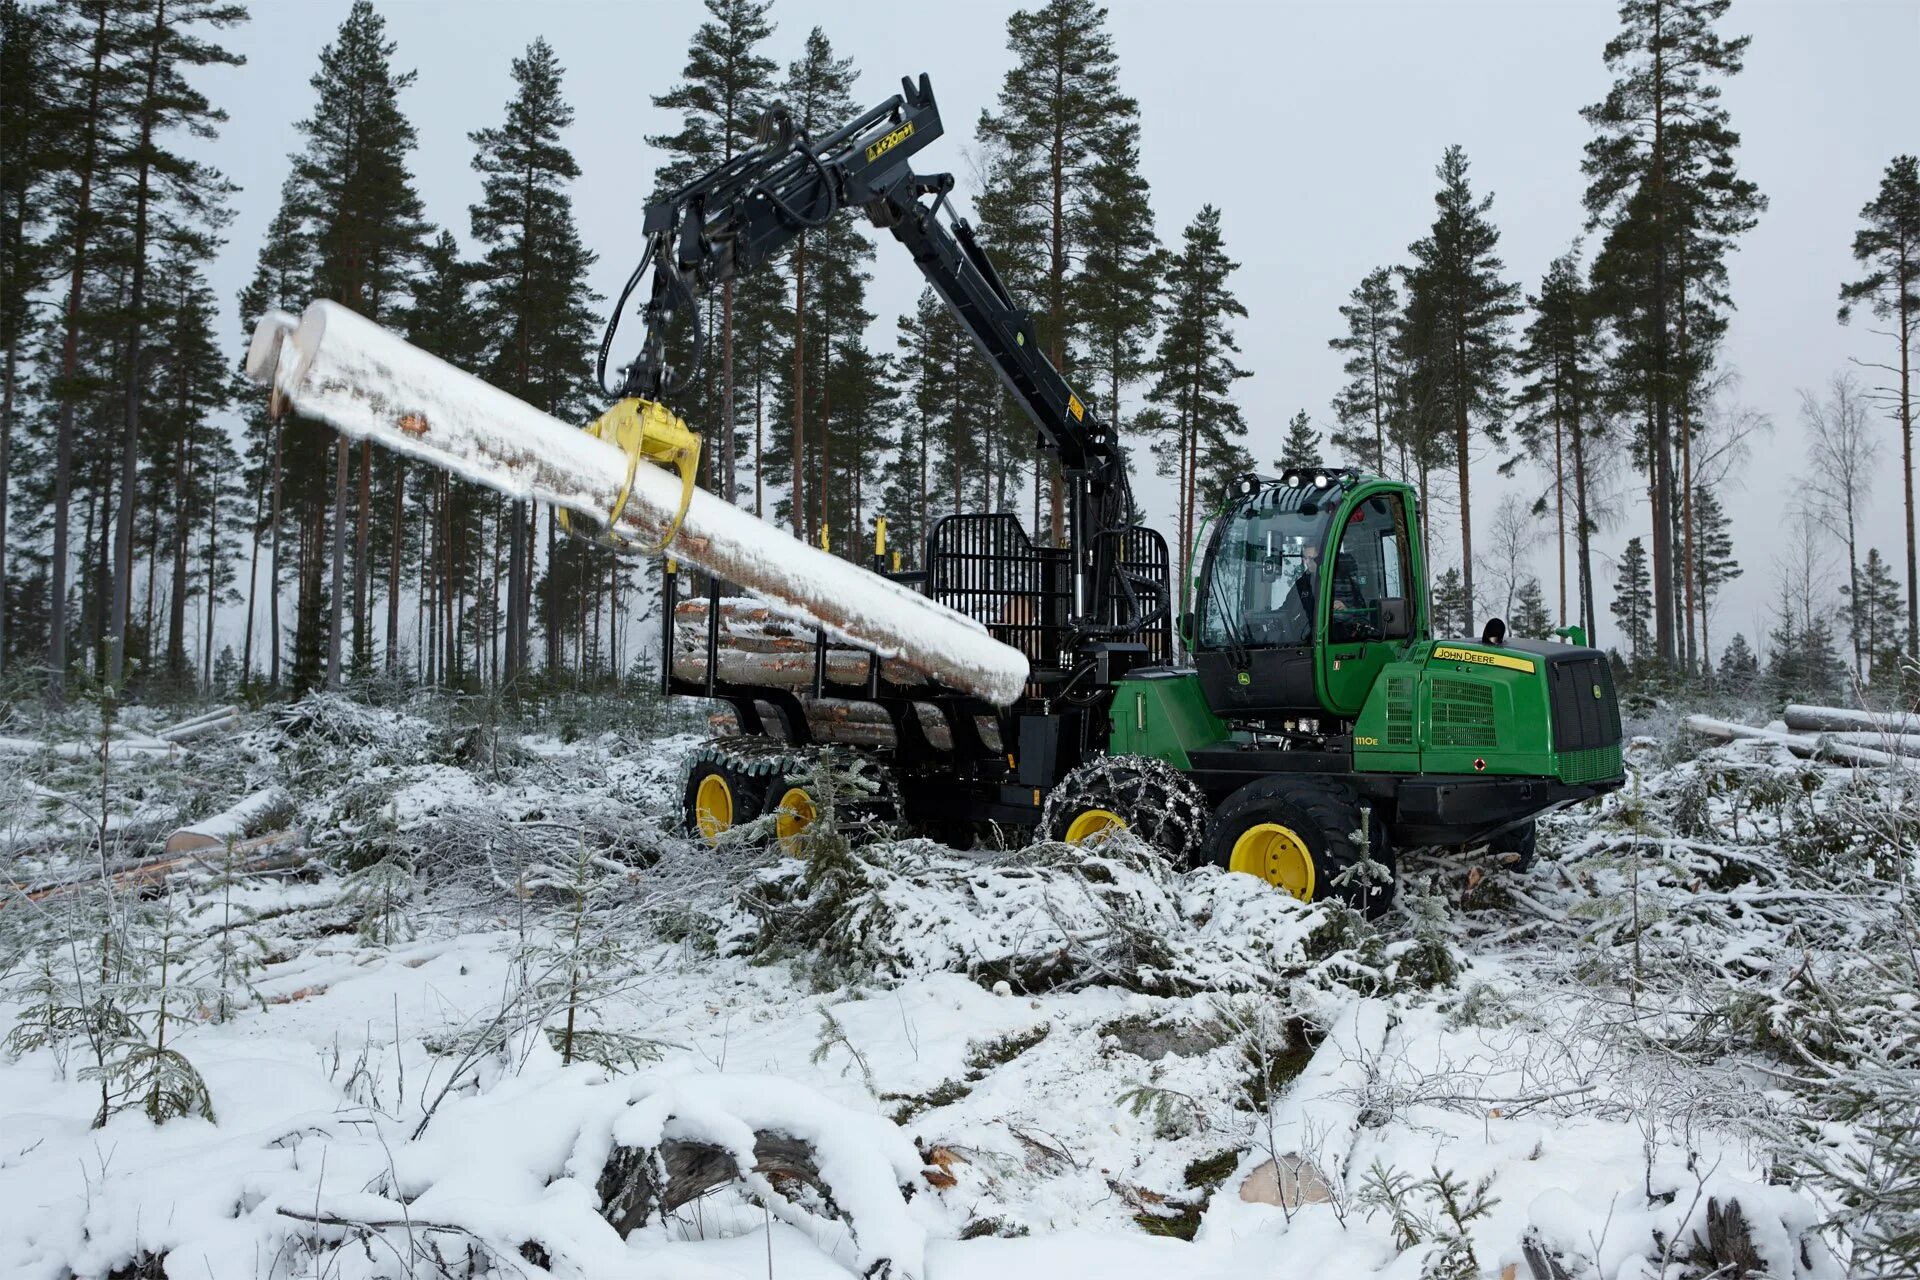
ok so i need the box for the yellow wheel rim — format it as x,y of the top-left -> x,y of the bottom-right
775,786 -> 817,855
1064,808 -> 1126,844
1229,822 -> 1316,900
695,773 -> 733,844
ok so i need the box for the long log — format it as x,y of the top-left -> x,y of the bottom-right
247,303 -> 1028,705
1685,715 -> 1914,770
673,648 -> 929,689
1782,703 -> 1920,736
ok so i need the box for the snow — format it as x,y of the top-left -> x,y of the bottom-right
249,300 -> 1030,705
0,706 -> 1890,1277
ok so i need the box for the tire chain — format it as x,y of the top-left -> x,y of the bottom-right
1040,754 -> 1212,866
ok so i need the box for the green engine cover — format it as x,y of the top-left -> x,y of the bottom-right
1352,640 -> 1622,783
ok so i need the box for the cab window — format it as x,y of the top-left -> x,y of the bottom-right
1328,493 -> 1411,642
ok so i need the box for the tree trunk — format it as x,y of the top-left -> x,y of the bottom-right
790,239 -> 807,537
1554,391 -> 1567,627
386,462 -> 403,670
241,480 -> 262,683
203,458 -> 219,688
1901,276 -> 1916,656
1648,7 -> 1676,667
110,0 -> 167,688
327,436 -> 347,687
353,440 -> 370,667
0,334 -> 15,669
166,435 -> 189,673
268,416 -> 284,687
47,5 -> 111,705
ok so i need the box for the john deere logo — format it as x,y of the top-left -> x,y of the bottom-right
1593,685 -> 1603,698
1236,671 -> 1251,686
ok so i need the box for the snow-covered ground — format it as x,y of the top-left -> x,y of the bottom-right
2,694 -> 1912,1278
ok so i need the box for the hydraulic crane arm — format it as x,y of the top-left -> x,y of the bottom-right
605,75 -> 1143,615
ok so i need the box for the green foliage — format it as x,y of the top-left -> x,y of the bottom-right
1612,536 -> 1654,665
1328,267 -> 1403,475
1359,1160 -> 1497,1278
1275,411 -> 1320,472
340,850 -> 417,946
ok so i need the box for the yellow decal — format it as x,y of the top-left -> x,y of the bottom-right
865,120 -> 915,164
1355,735 -> 1380,746
1433,645 -> 1536,674
1067,393 -> 1085,421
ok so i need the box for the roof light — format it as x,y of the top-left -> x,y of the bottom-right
1282,472 -> 1300,488
1313,473 -> 1330,489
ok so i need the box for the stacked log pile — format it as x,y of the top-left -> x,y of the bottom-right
1686,702 -> 1920,770
682,597 -> 1001,752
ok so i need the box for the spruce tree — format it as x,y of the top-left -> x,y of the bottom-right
1688,483 -> 1738,677
1845,548 -> 1905,687
1141,205 -> 1249,588
470,37 -> 599,682
1432,567 -> 1470,639
1328,267 -> 1402,475
1582,0 -> 1765,668
1611,535 -> 1654,665
288,0 -> 426,689
646,0 -> 777,505
1400,145 -> 1520,634
979,0 -> 1138,544
1276,411 -> 1320,472
1717,631 -> 1757,693
1839,155 -> 1920,657
1511,577 -> 1552,639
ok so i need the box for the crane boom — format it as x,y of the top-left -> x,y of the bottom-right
610,74 -> 1158,647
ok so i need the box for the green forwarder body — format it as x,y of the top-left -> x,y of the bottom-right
1110,636 -> 1622,848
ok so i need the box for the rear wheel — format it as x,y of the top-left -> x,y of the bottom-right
1041,755 -> 1211,865
681,740 -> 770,844
1202,777 -> 1395,917
746,744 -> 900,856
1487,819 -> 1537,871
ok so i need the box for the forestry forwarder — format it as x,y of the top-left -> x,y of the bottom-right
618,75 -> 1624,914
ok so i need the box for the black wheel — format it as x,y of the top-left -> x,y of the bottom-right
1201,777 -> 1395,917
681,739 -> 770,843
1040,755 -> 1211,865
737,743 -> 900,856
1487,819 -> 1537,871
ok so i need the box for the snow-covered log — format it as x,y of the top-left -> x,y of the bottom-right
156,704 -> 241,742
1782,703 -> 1920,736
248,301 -> 1029,705
1685,715 -> 1914,769
0,734 -> 170,760
164,787 -> 287,853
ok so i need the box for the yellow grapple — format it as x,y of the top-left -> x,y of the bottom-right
558,397 -> 700,555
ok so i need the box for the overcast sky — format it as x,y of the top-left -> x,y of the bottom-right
189,0 -> 1918,654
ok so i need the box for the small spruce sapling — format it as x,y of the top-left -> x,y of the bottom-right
189,837 -> 267,1022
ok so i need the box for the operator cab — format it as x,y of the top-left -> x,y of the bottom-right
1191,469 -> 1420,724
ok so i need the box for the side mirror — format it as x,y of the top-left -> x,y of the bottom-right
1378,596 -> 1411,640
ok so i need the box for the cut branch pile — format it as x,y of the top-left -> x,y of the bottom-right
1686,708 -> 1920,770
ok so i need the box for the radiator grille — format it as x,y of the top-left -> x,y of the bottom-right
1559,743 -> 1624,784
1431,678 -> 1497,748
1386,676 -> 1415,747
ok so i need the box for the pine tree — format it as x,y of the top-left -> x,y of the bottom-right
39,0 -> 131,704
104,0 -> 245,690
1276,410 -> 1320,472
768,27 -> 856,539
1513,249 -> 1610,642
1611,535 -> 1654,665
1071,118 -> 1160,434
236,178 -> 314,690
1328,267 -> 1402,475
289,0 -> 426,690
979,0 -> 1138,544
1583,0 -> 1765,669
1141,205 -> 1250,589
1400,145 -> 1521,634
646,0 -> 777,505
1839,155 -> 1920,658
470,38 -> 600,682
1688,483 -> 1738,676
0,0 -> 63,674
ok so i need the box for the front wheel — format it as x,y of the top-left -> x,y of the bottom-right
1041,755 -> 1211,865
1202,777 -> 1395,917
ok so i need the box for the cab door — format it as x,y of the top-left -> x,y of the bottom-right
1316,488 -> 1418,718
